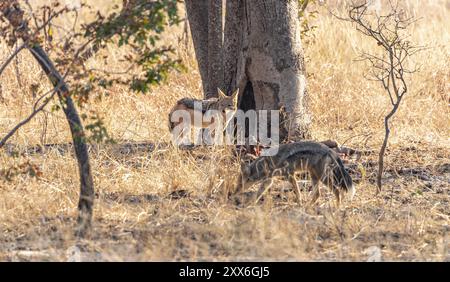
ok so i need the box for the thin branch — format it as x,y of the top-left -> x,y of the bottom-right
0,42 -> 26,76
0,5 -> 69,77
28,38 -> 94,110
24,0 -> 39,30
0,37 -> 90,148
87,63 -> 136,76
0,88 -> 57,148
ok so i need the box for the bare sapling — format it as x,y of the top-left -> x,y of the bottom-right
347,1 -> 423,193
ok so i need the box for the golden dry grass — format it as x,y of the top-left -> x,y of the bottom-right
0,0 -> 449,261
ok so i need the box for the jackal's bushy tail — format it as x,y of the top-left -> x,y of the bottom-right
332,156 -> 355,200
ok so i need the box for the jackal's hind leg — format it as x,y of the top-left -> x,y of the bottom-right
288,175 -> 302,205
309,178 -> 320,206
253,178 -> 274,205
332,187 -> 341,208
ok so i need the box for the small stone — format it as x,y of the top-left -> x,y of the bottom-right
364,246 -> 382,262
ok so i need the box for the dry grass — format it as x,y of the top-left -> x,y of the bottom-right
0,0 -> 449,261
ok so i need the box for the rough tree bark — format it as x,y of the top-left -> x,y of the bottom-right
0,2 -> 94,237
185,0 -> 224,98
207,0 -> 224,98
223,0 -> 243,96
184,1 -> 209,96
186,0 -> 310,140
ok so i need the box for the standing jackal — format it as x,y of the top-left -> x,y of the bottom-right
236,141 -> 355,206
168,88 -> 239,132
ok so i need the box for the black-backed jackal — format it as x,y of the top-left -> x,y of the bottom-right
168,88 -> 239,132
236,141 -> 355,206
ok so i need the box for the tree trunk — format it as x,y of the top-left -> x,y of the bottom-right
207,0 -> 224,98
185,0 -> 224,98
185,0 -> 209,96
236,0 -> 310,140
187,0 -> 310,140
223,0 -> 244,95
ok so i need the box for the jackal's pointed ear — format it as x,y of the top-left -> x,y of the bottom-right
232,88 -> 239,98
217,88 -> 227,98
